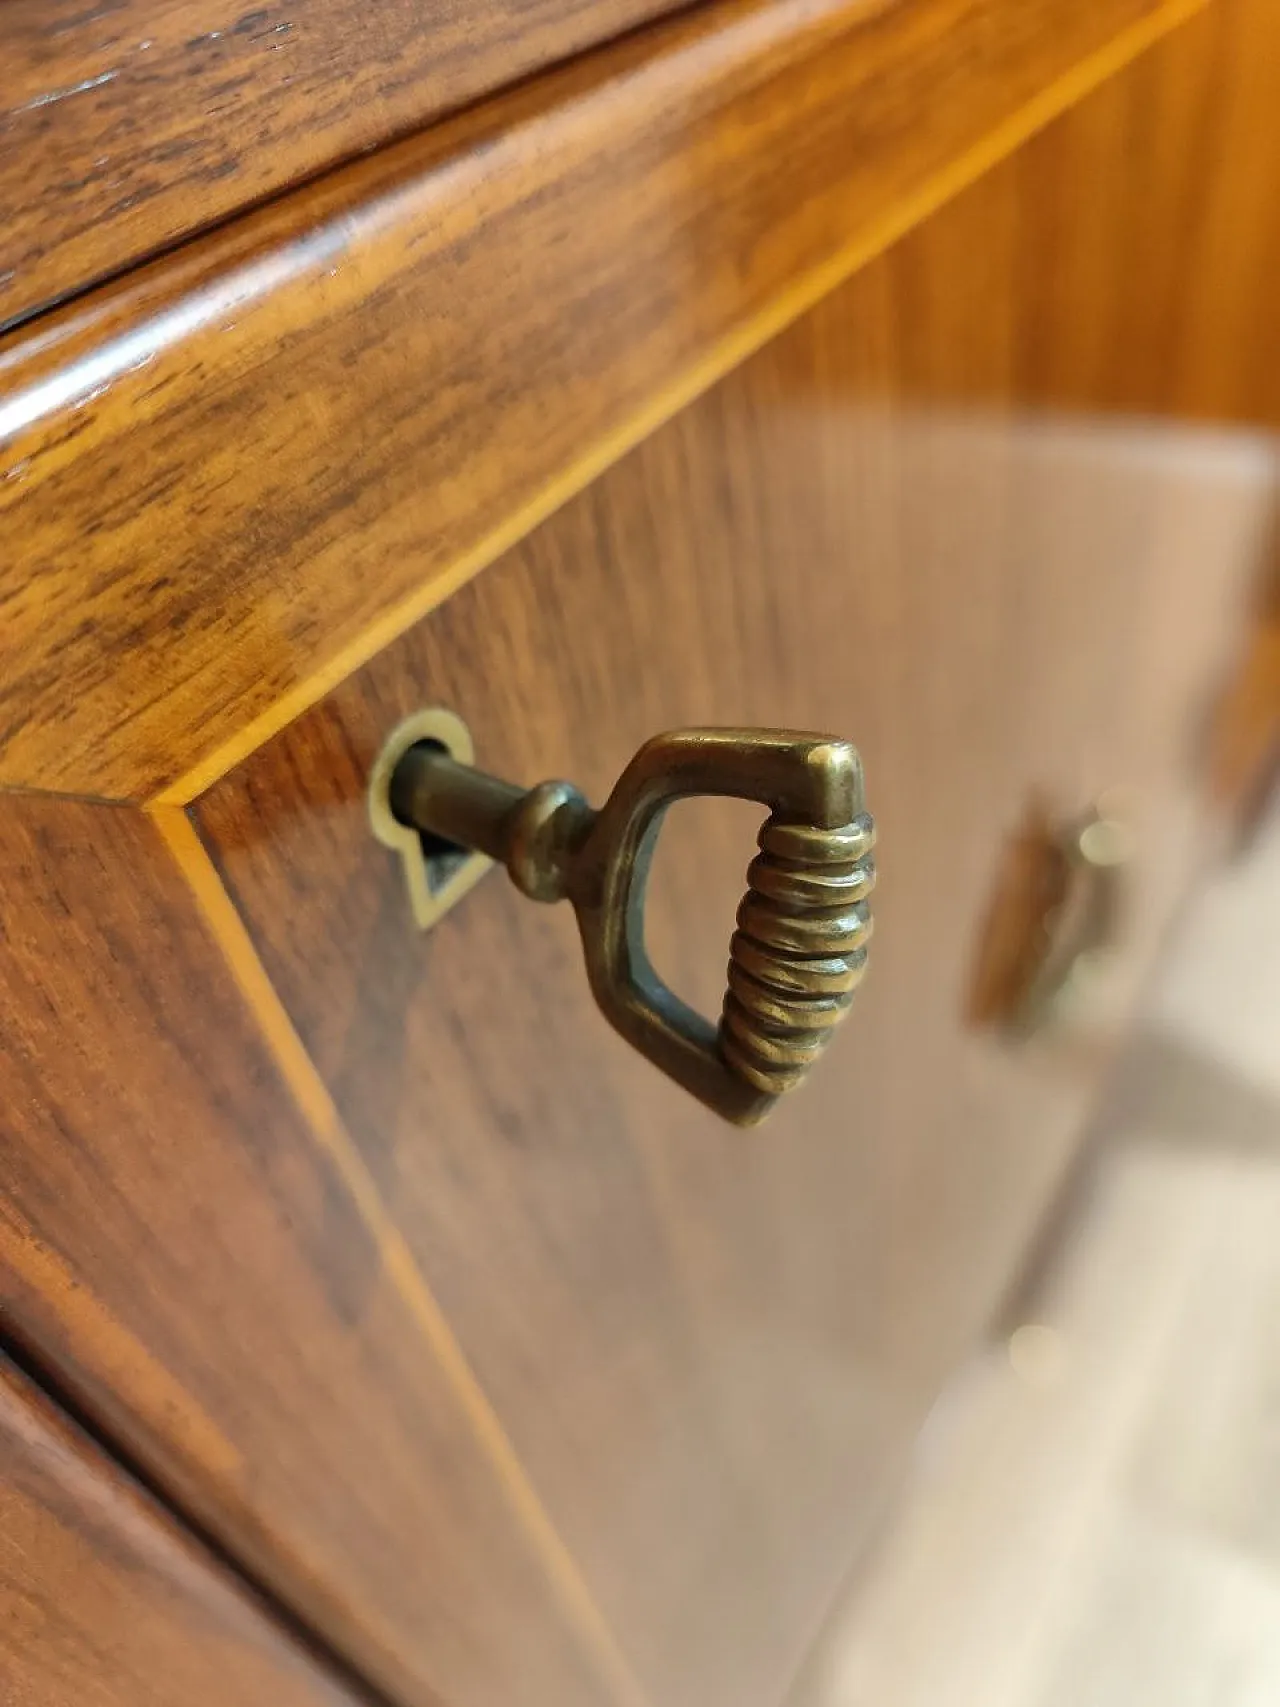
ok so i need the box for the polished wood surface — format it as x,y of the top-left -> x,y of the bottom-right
1,4 -> 1279,1705
1014,0 -> 1280,430
0,0 -> 1199,803
0,1351 -> 361,1707
189,65 -> 1270,1696
0,0 -> 694,330
0,794 -> 623,1707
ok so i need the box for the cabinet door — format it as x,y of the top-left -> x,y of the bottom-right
0,1352 -> 358,1707
188,168 -> 1267,1707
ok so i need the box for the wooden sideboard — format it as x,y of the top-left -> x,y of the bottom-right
3,0 -> 1279,1703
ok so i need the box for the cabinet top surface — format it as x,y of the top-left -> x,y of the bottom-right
0,0 -> 1192,804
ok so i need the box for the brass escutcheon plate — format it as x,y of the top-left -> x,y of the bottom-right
367,708 -> 493,929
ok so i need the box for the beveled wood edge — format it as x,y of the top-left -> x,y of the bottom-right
0,0 -> 1206,805
158,0 -> 1204,808
147,804 -> 651,1707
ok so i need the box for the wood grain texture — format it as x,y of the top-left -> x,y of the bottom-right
1011,0 -> 1280,430
0,1351 -> 364,1707
0,0 -> 696,330
0,793 -> 628,1707
190,63 -> 1274,1696
0,0 -> 1203,803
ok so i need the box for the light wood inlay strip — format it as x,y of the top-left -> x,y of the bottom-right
0,0 -> 1205,802
148,803 -> 651,1707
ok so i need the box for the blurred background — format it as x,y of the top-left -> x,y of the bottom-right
796,794 -> 1280,1706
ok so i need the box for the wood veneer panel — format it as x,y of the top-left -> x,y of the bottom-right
193,70 -> 1271,1695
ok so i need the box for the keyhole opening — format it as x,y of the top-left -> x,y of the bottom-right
389,739 -> 467,860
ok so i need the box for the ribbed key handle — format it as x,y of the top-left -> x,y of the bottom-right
722,814 -> 875,1095
372,718 -> 875,1126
